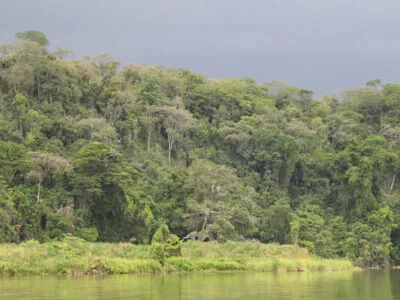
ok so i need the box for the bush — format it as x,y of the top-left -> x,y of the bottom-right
46,214 -> 75,240
77,227 -> 99,242
152,224 -> 170,244
165,234 -> 182,257
149,242 -> 165,265
149,224 -> 182,262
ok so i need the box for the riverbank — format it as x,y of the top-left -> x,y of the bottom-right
0,237 -> 354,275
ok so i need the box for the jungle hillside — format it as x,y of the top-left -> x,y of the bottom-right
0,31 -> 399,268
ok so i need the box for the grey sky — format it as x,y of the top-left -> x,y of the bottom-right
1,0 -> 400,96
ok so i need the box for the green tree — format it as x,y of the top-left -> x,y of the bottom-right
345,207 -> 395,267
26,152 -> 71,203
15,30 -> 49,47
260,202 -> 293,244
185,160 -> 258,240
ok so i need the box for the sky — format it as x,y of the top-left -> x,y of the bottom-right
1,0 -> 400,97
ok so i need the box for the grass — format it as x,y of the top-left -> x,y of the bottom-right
245,258 -> 353,272
0,237 -> 356,275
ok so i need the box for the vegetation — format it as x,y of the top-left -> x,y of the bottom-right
0,31 -> 400,268
149,224 -> 182,265
0,236 -> 353,275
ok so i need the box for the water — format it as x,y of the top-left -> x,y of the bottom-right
0,271 -> 399,299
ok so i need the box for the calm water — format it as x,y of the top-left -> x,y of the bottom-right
0,271 -> 399,300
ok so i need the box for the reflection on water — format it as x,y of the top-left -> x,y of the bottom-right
0,271 -> 399,300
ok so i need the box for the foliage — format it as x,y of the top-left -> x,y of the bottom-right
152,224 -> 170,244
0,240 -> 354,275
148,243 -> 166,265
15,30 -> 49,47
150,224 -> 182,264
76,227 -> 99,242
1,31 -> 400,268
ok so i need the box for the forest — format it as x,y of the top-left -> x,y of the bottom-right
0,30 -> 399,268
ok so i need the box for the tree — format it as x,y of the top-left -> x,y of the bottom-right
0,40 -> 44,94
260,202 -> 293,244
156,101 -> 196,163
298,89 -> 314,116
292,204 -> 335,257
72,142 -> 120,216
72,142 -> 153,242
219,114 -> 299,189
75,117 -> 118,144
333,136 -> 397,217
0,141 -> 26,185
15,30 -> 49,48
366,79 -> 382,90
339,87 -> 384,127
143,105 -> 160,150
185,160 -> 258,240
344,207 -> 395,267
3,30 -> 400,266
326,108 -> 363,149
26,152 -> 71,203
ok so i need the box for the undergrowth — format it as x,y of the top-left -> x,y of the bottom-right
0,237 -> 356,275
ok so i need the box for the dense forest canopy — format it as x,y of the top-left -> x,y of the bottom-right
1,31 -> 400,267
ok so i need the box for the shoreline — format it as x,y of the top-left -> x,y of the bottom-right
0,238 -> 355,276
0,258 -> 357,276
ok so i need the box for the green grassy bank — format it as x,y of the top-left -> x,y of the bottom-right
0,237 -> 355,275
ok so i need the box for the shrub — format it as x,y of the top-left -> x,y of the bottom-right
152,224 -> 170,244
149,242 -> 165,265
149,224 -> 182,262
165,234 -> 182,257
77,227 -> 99,242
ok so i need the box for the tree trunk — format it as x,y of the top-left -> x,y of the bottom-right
10,170 -> 16,182
168,137 -> 173,164
390,174 -> 396,195
36,180 -> 41,203
202,209 -> 209,231
147,119 -> 152,150
83,190 -> 89,217
90,126 -> 94,142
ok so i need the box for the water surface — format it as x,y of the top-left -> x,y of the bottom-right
0,271 -> 399,299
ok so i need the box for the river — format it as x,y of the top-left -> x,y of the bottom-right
0,271 -> 399,299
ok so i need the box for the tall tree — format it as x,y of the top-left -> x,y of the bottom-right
15,30 -> 49,48
26,152 -> 71,203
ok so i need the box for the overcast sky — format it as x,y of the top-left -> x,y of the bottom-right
1,0 -> 400,96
